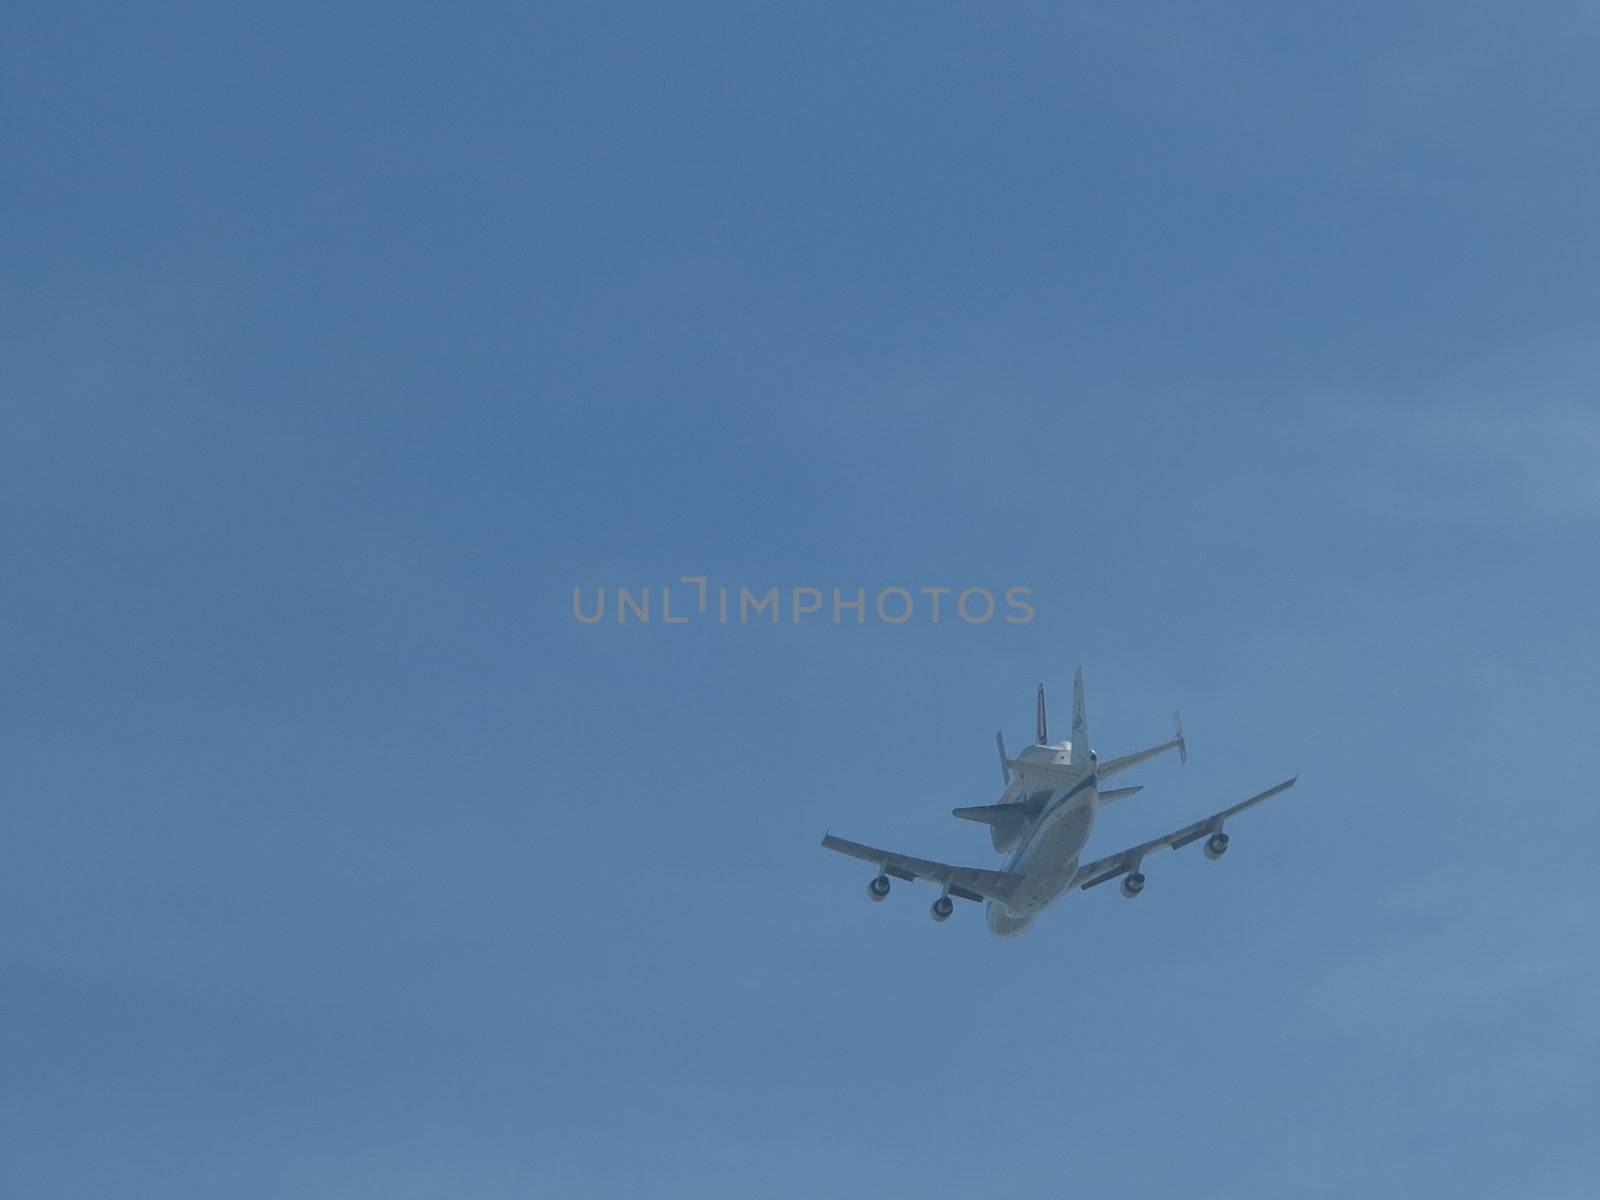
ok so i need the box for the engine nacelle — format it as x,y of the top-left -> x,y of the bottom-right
1203,832 -> 1230,860
930,896 -> 954,923
1121,871 -> 1146,899
868,874 -> 891,901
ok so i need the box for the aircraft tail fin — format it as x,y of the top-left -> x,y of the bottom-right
1035,684 -> 1048,745
1068,667 -> 1090,765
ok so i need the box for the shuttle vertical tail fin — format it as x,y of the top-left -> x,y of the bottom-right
1035,684 -> 1048,746
1068,667 -> 1091,765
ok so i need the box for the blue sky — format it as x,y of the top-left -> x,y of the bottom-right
4,4 -> 1599,1197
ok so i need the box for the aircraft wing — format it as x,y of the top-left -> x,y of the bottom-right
820,833 -> 1024,904
1072,775 -> 1299,890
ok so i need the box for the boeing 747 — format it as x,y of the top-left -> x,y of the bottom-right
820,669 -> 1298,937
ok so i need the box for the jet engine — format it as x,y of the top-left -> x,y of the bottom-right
1121,871 -> 1146,899
868,874 -> 891,901
1203,832 -> 1230,860
930,896 -> 954,923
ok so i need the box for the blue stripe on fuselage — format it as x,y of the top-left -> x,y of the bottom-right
1003,771 -> 1097,874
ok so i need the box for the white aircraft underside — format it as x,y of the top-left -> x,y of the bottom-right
821,668 -> 1298,938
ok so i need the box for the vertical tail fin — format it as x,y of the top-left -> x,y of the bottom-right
1068,667 -> 1091,765
1035,684 -> 1048,745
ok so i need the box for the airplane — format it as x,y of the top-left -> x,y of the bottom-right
820,668 -> 1298,937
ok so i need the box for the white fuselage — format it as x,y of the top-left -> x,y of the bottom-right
985,742 -> 1098,938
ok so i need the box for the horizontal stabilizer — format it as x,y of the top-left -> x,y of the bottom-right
1098,720 -> 1187,780
1097,785 -> 1143,805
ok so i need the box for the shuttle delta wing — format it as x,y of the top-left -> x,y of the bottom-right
1071,775 -> 1299,891
820,833 -> 1024,904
